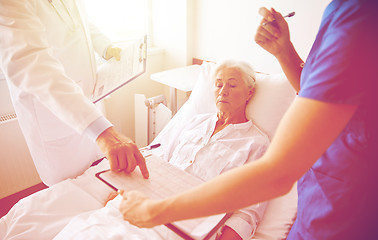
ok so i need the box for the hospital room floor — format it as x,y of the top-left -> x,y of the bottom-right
0,183 -> 47,218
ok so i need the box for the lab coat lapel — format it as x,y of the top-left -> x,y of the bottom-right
73,0 -> 97,89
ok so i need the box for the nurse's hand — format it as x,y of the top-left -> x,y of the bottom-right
217,226 -> 242,240
104,46 -> 121,61
119,190 -> 163,228
96,127 -> 149,178
254,7 -> 291,59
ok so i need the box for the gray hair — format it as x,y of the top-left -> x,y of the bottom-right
212,60 -> 256,89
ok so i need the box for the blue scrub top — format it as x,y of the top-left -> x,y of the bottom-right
288,0 -> 378,239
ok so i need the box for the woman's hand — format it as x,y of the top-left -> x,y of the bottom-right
119,190 -> 163,228
254,7 -> 292,59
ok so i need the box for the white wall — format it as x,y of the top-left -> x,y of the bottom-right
150,0 -> 331,71
152,0 -> 187,68
193,0 -> 331,73
151,0 -> 197,69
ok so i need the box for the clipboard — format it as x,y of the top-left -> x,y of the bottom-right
92,35 -> 147,103
95,154 -> 232,240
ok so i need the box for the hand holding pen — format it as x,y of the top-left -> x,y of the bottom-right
262,11 -> 295,26
255,7 -> 294,58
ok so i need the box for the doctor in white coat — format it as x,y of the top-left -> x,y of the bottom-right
0,0 -> 149,186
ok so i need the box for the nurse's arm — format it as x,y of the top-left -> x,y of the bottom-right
120,97 -> 358,227
255,7 -> 303,92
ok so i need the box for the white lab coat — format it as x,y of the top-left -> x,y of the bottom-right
0,0 -> 112,185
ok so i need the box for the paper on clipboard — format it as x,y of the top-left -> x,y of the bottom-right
92,35 -> 147,103
95,154 -> 231,240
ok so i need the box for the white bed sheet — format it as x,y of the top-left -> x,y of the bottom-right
53,195 -> 175,240
0,160 -> 209,240
0,161 -> 113,240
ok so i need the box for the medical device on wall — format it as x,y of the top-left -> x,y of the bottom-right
144,95 -> 169,143
93,35 -> 147,103
135,94 -> 172,147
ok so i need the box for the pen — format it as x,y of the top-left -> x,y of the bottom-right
139,143 -> 161,151
262,11 -> 295,26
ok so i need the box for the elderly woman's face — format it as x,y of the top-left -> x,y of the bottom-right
214,67 -> 253,114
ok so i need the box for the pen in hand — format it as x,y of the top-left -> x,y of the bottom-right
262,11 -> 295,26
139,143 -> 161,151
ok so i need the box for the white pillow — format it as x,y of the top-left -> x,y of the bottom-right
152,61 -> 298,239
253,183 -> 298,240
247,72 -> 296,139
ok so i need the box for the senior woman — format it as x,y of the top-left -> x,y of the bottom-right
52,60 -> 270,240
153,60 -> 270,239
143,60 -> 270,239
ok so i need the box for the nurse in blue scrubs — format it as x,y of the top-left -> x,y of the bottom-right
120,0 -> 378,238
257,1 -> 378,239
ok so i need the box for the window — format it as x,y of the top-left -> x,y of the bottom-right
83,0 -> 150,43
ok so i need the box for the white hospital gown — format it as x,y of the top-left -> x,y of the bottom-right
54,113 -> 270,240
156,113 -> 270,239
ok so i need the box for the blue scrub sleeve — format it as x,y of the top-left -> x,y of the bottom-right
299,1 -> 375,105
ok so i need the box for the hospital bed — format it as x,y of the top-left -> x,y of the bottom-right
0,61 -> 297,240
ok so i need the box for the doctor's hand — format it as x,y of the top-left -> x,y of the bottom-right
254,7 -> 292,59
104,46 -> 121,61
119,190 -> 163,228
96,127 -> 149,178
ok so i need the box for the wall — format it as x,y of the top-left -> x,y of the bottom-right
149,0 -> 199,112
104,49 -> 166,142
193,0 -> 332,73
147,0 -> 332,113
0,76 -> 41,198
151,0 -> 196,69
